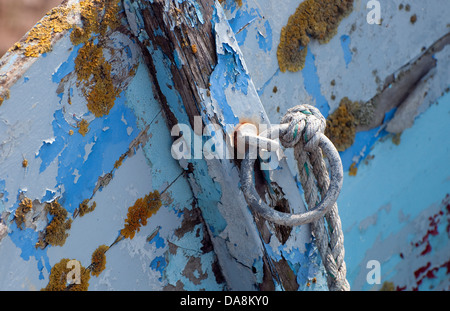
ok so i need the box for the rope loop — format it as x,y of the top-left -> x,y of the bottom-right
238,103 -> 349,291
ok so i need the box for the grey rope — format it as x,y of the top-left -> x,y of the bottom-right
239,104 -> 350,291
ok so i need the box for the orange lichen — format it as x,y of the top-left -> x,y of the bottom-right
77,118 -> 90,136
380,281 -> 395,291
22,159 -> 28,168
76,199 -> 96,217
277,0 -> 354,72
73,36 -> 120,118
121,191 -> 162,240
191,44 -> 198,54
37,200 -> 72,248
22,7 -> 72,57
0,90 -> 10,106
41,258 -> 90,291
70,0 -> 121,46
325,98 -> 357,151
114,154 -> 126,169
90,244 -> 109,277
325,97 -> 374,152
219,0 -> 242,6
392,133 -> 402,146
69,0 -> 122,118
348,162 -> 358,176
15,197 -> 33,229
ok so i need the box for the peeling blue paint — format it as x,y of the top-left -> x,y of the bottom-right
0,179 -> 9,209
209,42 -> 251,126
51,42 -> 81,83
339,108 -> 397,171
58,95 -> 138,213
8,222 -> 51,281
34,93 -> 140,214
339,92 -> 450,289
302,47 -> 329,117
340,34 -> 353,68
149,231 -> 166,249
252,256 -> 264,283
41,189 -> 56,203
257,20 -> 273,52
150,255 -> 167,281
228,7 -> 259,36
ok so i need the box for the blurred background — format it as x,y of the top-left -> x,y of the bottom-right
0,0 -> 62,57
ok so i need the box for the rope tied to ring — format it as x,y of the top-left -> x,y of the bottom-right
279,104 -> 350,291
279,104 -> 326,150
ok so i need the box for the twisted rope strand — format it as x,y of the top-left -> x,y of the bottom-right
280,104 -> 350,291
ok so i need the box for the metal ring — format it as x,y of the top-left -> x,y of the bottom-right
240,132 -> 343,226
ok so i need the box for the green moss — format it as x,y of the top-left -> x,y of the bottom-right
277,0 -> 354,72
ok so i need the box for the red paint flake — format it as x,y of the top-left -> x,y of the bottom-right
426,269 -> 436,279
413,260 -> 450,290
420,242 -> 432,256
442,260 -> 450,275
414,262 -> 431,279
396,285 -> 407,291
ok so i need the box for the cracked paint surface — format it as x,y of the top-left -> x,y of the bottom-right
1,0 -> 449,291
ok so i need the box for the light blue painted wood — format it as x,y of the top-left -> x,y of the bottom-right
0,0 -> 449,291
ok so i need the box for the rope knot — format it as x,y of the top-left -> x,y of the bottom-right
279,104 -> 326,151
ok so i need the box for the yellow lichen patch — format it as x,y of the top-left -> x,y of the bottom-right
77,118 -> 90,136
76,199 -> 96,217
325,98 -> 357,152
23,7 -> 73,57
69,0 -> 122,118
277,0 -> 354,72
41,258 -> 90,291
15,198 -> 33,229
348,162 -> 358,176
324,97 -> 373,152
114,154 -> 126,169
121,191 -> 162,240
380,281 -> 395,291
219,0 -> 242,6
0,90 -> 10,106
70,0 -> 121,46
392,133 -> 402,146
90,245 -> 109,277
38,200 -> 72,248
73,38 -> 120,118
